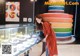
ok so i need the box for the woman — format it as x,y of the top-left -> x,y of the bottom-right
35,15 -> 58,56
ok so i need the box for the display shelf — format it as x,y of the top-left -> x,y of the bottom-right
0,24 -> 40,56
14,38 -> 39,56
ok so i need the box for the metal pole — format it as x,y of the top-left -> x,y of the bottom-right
74,0 -> 78,36
33,0 -> 35,23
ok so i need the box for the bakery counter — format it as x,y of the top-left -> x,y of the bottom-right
0,24 -> 42,56
1,34 -> 41,56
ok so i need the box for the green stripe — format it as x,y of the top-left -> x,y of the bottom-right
53,28 -> 72,32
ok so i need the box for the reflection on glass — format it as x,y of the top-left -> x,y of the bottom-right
0,29 -> 5,42
0,24 -> 40,48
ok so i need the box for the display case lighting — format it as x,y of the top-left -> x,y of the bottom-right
0,0 -> 5,3
30,0 -> 34,2
30,0 -> 37,2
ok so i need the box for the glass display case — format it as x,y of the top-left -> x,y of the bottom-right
0,24 -> 41,56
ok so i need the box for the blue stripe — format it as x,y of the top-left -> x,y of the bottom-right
56,32 -> 72,37
49,6 -> 64,8
48,6 -> 64,10
49,6 -> 64,7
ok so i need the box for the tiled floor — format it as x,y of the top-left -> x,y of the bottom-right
29,42 -> 80,56
57,45 -> 80,56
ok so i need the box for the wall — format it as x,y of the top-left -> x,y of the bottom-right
0,0 -> 34,24
0,0 -> 5,25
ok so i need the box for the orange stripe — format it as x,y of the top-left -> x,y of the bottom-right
48,11 -> 64,13
40,13 -> 73,18
43,17 -> 72,20
43,17 -> 73,23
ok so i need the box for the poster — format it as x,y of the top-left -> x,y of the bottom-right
6,2 -> 20,22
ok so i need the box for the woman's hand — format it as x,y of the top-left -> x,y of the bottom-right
42,34 -> 48,42
53,55 -> 58,56
42,38 -> 46,42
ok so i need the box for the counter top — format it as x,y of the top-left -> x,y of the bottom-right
0,23 -> 36,29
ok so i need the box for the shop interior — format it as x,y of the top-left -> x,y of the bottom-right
0,0 -> 80,56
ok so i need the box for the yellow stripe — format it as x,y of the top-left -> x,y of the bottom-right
50,22 -> 73,28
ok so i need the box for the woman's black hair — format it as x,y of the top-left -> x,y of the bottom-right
35,15 -> 44,30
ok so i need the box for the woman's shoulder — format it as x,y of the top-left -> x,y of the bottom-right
44,22 -> 49,24
44,22 -> 51,25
